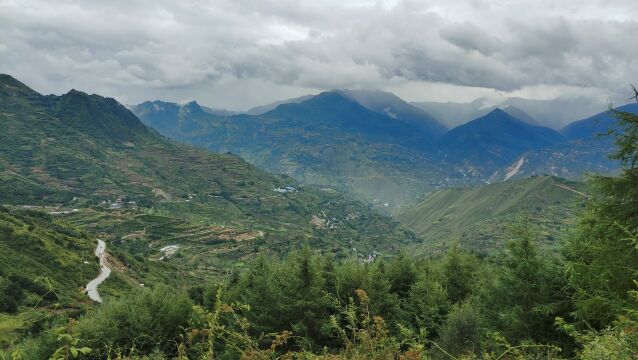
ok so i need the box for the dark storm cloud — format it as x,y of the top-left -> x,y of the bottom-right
0,0 -> 635,112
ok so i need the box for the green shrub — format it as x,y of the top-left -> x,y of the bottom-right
76,285 -> 193,358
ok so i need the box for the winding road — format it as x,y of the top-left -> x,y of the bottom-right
86,239 -> 111,303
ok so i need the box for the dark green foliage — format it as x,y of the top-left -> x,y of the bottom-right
565,104 -> 638,329
222,245 -> 560,354
435,302 -> 484,359
76,285 -> 193,357
0,277 -> 22,313
442,243 -> 478,304
2,221 -> 631,358
405,271 -> 448,338
226,249 -> 333,349
386,251 -> 418,298
482,227 -> 572,348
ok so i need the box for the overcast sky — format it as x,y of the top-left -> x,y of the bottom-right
0,0 -> 636,111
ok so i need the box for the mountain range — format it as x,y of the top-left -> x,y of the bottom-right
437,109 -> 566,179
133,89 -> 637,211
411,96 -> 612,129
0,74 -> 416,281
133,91 -> 452,212
492,103 -> 638,180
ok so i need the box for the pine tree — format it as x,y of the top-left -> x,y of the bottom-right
386,251 -> 418,298
495,227 -> 553,342
406,272 -> 449,338
565,97 -> 638,329
442,242 -> 477,304
283,247 -> 331,347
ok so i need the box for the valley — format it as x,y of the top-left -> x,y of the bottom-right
1,72 -> 636,359
2,0 -> 638,357
0,74 -> 417,291
133,90 -> 636,215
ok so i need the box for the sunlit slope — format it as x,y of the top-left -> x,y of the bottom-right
398,176 -> 587,253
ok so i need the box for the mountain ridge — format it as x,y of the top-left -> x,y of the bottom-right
335,89 -> 447,140
133,90 -> 450,210
437,109 -> 565,177
0,73 -> 415,265
560,103 -> 638,140
398,175 -> 586,254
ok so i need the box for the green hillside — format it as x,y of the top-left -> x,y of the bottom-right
397,175 -> 588,254
0,73 -> 421,349
0,74 -> 415,278
0,207 -> 97,308
0,207 -> 97,346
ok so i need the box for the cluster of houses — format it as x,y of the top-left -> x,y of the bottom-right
351,247 -> 381,263
346,211 -> 361,221
361,251 -> 381,263
100,196 -> 137,210
159,245 -> 179,261
274,186 -> 296,194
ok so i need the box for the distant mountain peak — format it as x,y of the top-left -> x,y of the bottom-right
265,90 -> 357,114
501,106 -> 539,125
66,88 -> 85,95
486,108 -> 507,116
560,103 -> 638,140
181,100 -> 202,108
472,107 -> 523,124
47,86 -> 152,142
333,88 -> 447,139
181,100 -> 204,112
245,94 -> 315,115
316,90 -> 353,102
438,107 -> 565,175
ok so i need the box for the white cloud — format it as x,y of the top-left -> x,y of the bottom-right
0,0 -> 635,115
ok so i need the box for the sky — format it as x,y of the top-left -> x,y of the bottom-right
0,0 -> 636,113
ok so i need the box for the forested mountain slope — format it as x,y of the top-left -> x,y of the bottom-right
0,74 -> 416,276
437,109 -> 565,178
133,92 -> 451,211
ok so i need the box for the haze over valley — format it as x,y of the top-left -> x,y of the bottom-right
132,88 -> 636,213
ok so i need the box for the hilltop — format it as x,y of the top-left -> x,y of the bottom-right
437,109 -> 565,178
